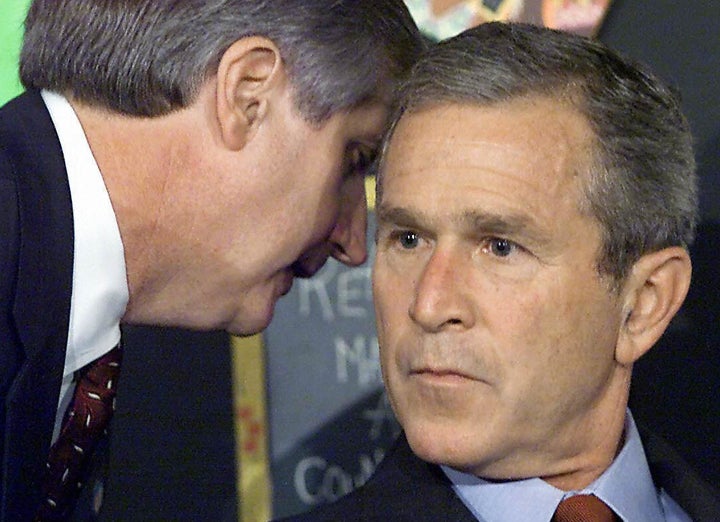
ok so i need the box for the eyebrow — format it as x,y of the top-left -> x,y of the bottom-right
461,210 -> 536,237
376,205 -> 552,245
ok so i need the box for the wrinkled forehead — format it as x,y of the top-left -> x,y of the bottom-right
377,98 -> 597,208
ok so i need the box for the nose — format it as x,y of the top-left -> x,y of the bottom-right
291,175 -> 368,278
328,174 -> 368,267
409,246 -> 475,332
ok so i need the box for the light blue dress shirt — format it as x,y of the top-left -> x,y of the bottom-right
442,412 -> 691,522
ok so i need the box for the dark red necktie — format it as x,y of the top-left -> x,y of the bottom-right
34,345 -> 122,521
552,494 -> 620,522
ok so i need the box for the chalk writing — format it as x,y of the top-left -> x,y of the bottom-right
294,448 -> 386,506
297,264 -> 373,321
335,335 -> 381,386
362,392 -> 399,441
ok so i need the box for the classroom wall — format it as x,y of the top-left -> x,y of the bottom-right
1,1 -> 717,520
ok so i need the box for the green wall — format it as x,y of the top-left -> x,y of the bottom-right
0,0 -> 31,104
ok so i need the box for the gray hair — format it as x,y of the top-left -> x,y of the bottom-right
379,22 -> 697,284
20,0 -> 425,122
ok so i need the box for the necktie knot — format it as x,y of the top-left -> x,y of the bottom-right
552,494 -> 619,522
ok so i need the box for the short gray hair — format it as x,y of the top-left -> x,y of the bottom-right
20,0 -> 425,122
379,22 -> 697,284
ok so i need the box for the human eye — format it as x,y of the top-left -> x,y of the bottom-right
395,230 -> 420,249
474,235 -> 539,281
344,143 -> 377,178
376,225 -> 423,251
481,237 -> 522,259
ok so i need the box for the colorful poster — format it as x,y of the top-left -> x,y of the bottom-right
404,0 -> 612,39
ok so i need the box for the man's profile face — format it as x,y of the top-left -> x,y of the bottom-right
209,98 -> 388,334
373,97 -> 628,482
158,94 -> 387,335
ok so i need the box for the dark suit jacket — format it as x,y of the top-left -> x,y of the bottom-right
282,431 -> 720,522
0,90 -> 76,521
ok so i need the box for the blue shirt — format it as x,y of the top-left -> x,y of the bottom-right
442,412 -> 691,522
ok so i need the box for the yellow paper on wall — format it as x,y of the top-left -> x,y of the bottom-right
231,334 -> 272,522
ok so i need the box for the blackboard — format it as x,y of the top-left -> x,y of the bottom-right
265,213 -> 401,519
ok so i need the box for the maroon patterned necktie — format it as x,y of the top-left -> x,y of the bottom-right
552,494 -> 620,522
34,345 -> 122,521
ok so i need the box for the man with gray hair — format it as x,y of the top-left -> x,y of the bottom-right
0,1 -> 424,519
286,22 -> 720,522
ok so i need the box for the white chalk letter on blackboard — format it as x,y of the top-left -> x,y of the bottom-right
298,263 -> 337,321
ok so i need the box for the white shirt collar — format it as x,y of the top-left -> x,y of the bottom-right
442,411 -> 688,522
41,90 -> 128,379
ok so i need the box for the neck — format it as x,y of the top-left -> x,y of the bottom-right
540,368 -> 631,491
69,100 -> 201,322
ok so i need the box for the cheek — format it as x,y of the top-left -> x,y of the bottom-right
305,136 -> 345,182
372,269 -> 393,351
299,156 -> 346,216
373,264 -> 410,361
372,259 -> 416,329
496,288 -> 620,413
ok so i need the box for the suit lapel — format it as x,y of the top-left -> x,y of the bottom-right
0,90 -> 74,520
305,430 -> 720,522
356,434 -> 477,521
640,427 -> 720,522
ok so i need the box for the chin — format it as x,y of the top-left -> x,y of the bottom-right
225,300 -> 277,336
402,416 -> 498,475
226,313 -> 273,336
404,419 -> 465,465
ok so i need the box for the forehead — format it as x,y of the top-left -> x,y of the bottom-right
380,98 -> 595,227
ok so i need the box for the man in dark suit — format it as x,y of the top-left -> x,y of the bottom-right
285,22 -> 720,522
0,1 -> 424,520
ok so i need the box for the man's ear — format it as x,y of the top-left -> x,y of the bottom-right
215,36 -> 282,150
615,246 -> 692,366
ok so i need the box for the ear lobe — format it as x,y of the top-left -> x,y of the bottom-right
615,247 -> 692,366
215,36 -> 282,151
